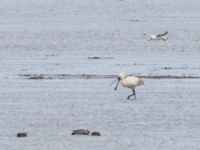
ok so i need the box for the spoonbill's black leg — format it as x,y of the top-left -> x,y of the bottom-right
127,89 -> 136,99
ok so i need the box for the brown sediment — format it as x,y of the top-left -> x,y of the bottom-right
19,74 -> 200,80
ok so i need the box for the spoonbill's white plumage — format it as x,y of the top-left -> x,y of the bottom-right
143,31 -> 168,41
113,72 -> 144,99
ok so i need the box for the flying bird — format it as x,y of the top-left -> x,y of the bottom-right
111,72 -> 144,99
143,31 -> 168,41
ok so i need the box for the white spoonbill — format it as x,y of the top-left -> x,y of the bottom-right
143,31 -> 168,41
112,72 -> 144,99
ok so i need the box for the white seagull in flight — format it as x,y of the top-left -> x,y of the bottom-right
143,31 -> 168,41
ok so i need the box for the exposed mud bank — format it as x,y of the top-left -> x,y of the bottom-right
20,74 -> 200,80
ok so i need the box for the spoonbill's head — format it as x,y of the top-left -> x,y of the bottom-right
118,72 -> 126,80
114,72 -> 126,91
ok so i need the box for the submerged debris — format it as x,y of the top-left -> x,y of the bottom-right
129,19 -> 140,22
88,56 -> 113,60
163,67 -> 173,70
72,129 -> 101,136
17,132 -> 27,137
72,129 -> 90,135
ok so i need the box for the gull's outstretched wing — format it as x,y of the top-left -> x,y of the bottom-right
157,31 -> 168,37
143,33 -> 151,36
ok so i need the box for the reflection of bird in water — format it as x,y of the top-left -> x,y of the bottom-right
143,31 -> 168,41
112,72 -> 144,99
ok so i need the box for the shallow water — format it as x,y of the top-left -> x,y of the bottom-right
0,0 -> 200,150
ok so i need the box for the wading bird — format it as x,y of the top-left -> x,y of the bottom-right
143,31 -> 168,41
112,72 -> 144,99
